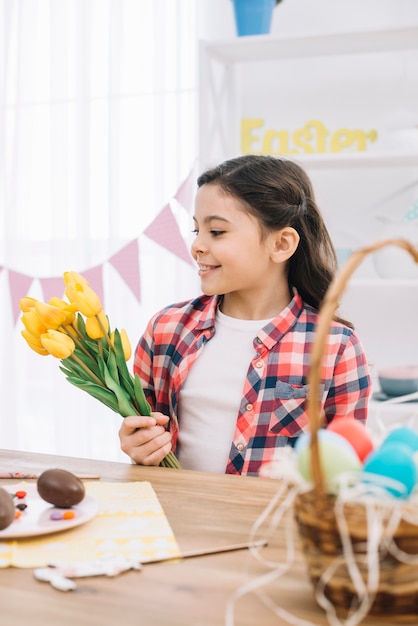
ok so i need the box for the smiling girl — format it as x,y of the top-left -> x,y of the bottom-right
119,155 -> 371,475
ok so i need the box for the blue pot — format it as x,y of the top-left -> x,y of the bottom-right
232,0 -> 276,37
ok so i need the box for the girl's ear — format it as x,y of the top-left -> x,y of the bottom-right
270,227 -> 300,263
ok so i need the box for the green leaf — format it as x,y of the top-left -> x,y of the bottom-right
102,361 -> 135,417
106,349 -> 119,385
70,349 -> 102,379
133,373 -> 152,416
113,330 -> 135,398
76,313 -> 87,339
65,376 -> 120,413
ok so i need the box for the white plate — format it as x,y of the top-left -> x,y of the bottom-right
0,484 -> 99,539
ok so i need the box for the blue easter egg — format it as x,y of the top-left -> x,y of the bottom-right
381,426 -> 418,453
363,442 -> 417,498
296,429 -> 362,483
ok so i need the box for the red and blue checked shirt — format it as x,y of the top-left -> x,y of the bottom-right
134,291 -> 371,476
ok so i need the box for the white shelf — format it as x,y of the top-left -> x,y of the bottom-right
202,27 -> 418,64
199,27 -> 418,171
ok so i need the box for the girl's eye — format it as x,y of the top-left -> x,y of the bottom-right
210,230 -> 225,237
191,229 -> 199,235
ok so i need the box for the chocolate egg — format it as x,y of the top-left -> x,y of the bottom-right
0,486 -> 15,530
37,468 -> 85,508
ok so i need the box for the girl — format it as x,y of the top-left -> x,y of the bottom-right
119,155 -> 371,475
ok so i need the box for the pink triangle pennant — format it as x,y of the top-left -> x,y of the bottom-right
143,204 -> 194,266
174,167 -> 195,212
81,265 -> 105,308
39,276 -> 65,303
8,270 -> 34,324
109,239 -> 141,302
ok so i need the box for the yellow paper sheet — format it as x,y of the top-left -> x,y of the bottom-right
0,481 -> 181,568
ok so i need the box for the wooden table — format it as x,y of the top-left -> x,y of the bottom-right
0,449 -> 409,626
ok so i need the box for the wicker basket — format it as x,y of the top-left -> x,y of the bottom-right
294,238 -> 418,619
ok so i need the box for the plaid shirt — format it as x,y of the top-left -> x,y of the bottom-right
134,292 -> 371,476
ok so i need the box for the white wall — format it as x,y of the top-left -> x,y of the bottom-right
196,1 -> 418,393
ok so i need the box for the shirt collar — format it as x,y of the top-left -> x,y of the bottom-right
194,291 -> 306,346
257,291 -> 305,349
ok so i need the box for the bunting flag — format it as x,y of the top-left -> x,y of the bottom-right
174,166 -> 196,212
143,203 -> 194,267
39,276 -> 66,303
8,271 -> 34,324
3,169 -> 196,324
81,265 -> 105,306
109,239 -> 141,302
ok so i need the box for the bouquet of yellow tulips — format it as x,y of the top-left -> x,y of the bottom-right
19,271 -> 180,469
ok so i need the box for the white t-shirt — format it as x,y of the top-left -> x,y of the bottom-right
177,309 -> 273,472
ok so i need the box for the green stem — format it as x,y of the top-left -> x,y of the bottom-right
69,321 -> 85,340
63,325 -> 95,360
160,451 -> 181,469
97,314 -> 113,350
69,353 -> 104,387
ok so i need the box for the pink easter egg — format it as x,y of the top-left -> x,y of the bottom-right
327,417 -> 374,462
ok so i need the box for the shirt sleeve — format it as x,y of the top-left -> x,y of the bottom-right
323,331 -> 371,425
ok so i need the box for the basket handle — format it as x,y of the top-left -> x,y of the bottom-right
307,238 -> 418,496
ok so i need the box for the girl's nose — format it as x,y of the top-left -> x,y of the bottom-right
191,232 -> 206,257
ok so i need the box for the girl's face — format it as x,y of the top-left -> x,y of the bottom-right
191,183 -> 283,301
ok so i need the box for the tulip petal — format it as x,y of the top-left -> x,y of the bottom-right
41,330 -> 75,359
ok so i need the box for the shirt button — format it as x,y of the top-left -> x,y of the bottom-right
245,403 -> 253,411
237,443 -> 244,452
255,361 -> 263,368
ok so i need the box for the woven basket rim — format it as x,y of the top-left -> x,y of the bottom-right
307,238 -> 418,496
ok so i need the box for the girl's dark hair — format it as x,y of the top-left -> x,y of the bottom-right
197,155 -> 351,326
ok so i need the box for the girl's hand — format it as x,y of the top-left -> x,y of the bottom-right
119,412 -> 173,466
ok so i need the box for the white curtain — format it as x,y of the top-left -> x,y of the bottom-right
0,0 -> 199,461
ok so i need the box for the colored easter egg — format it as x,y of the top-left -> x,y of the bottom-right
295,429 -> 358,456
0,487 -> 15,530
381,426 -> 418,454
327,417 -> 374,461
296,429 -> 362,484
363,442 -> 416,498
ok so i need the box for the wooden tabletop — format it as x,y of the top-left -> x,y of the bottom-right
0,449 -> 409,626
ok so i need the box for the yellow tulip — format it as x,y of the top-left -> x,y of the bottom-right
111,328 -> 132,361
21,329 -> 49,355
35,301 -> 67,329
85,311 -> 110,339
40,330 -> 76,359
19,296 -> 38,313
48,297 -> 78,325
65,283 -> 102,317
63,271 -> 90,289
21,310 -> 48,338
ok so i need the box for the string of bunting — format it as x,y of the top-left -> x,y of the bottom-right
2,167 -> 196,325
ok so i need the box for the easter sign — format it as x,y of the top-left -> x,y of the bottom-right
241,118 -> 378,156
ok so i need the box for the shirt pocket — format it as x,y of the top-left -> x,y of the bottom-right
268,380 -> 311,437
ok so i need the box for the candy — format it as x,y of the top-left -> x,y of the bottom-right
50,510 -> 76,521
